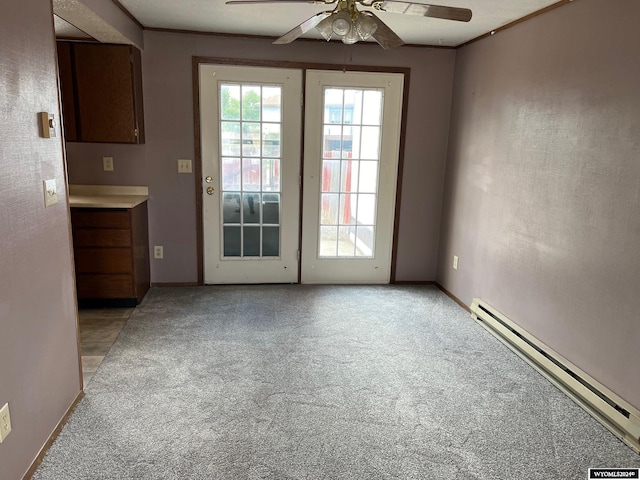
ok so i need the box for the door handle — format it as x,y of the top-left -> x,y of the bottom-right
206,187 -> 215,195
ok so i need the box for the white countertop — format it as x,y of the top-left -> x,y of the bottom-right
69,185 -> 149,209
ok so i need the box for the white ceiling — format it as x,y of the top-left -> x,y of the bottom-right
56,0 -> 569,47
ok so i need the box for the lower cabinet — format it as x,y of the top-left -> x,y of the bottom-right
71,203 -> 150,307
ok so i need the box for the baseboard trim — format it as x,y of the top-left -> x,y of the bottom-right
435,283 -> 471,313
392,280 -> 435,285
151,282 -> 199,287
23,390 -> 84,480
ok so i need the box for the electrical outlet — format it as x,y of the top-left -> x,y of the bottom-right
43,179 -> 58,207
154,246 -> 164,259
453,255 -> 459,270
103,156 -> 114,171
178,159 -> 192,174
0,403 -> 11,443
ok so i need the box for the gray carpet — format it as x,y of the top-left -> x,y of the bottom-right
33,285 -> 640,479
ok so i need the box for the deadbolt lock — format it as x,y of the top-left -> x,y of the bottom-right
206,186 -> 215,195
205,176 -> 213,183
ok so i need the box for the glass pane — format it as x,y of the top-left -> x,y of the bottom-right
262,86 -> 281,122
221,157 -> 241,190
223,226 -> 241,257
321,160 -> 340,193
350,126 -> 362,160
357,194 -> 376,225
221,84 -> 240,121
262,226 -> 279,257
323,125 -> 341,158
360,126 -> 380,160
362,90 -> 382,125
242,85 -> 261,121
341,126 -> 354,159
339,194 -> 355,225
320,193 -> 339,225
262,123 -> 280,157
242,158 -> 260,191
263,193 -> 280,224
221,122 -> 240,156
358,161 -> 378,193
319,226 -> 337,257
338,226 -> 355,256
355,225 -> 374,257
243,193 -> 260,223
222,193 -> 241,223
242,123 -> 260,157
262,158 -> 280,192
324,89 -> 343,124
343,90 -> 362,125
243,226 -> 260,256
340,160 -> 358,193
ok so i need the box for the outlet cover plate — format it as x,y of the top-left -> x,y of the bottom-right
178,159 -> 192,174
0,403 -> 11,443
43,179 -> 58,207
154,246 -> 163,259
453,255 -> 459,270
103,156 -> 114,171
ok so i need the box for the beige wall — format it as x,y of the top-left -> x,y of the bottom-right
438,0 -> 640,410
66,32 -> 457,283
0,1 -> 82,479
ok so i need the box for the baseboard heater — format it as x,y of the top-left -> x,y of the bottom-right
470,298 -> 640,454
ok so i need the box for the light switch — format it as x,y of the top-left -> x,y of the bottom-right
43,179 -> 58,207
178,159 -> 192,174
103,157 -> 114,171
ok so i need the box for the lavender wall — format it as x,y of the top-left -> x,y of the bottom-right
438,0 -> 640,409
66,32 -> 457,283
0,1 -> 82,478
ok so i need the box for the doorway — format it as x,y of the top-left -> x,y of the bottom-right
199,64 -> 403,284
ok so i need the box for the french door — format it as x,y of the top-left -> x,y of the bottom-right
200,65 -> 403,284
200,65 -> 302,283
301,70 -> 404,284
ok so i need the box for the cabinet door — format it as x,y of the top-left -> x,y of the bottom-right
73,44 -> 142,143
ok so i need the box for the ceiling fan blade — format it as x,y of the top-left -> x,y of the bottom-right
226,0 -> 330,4
272,11 -> 333,44
368,11 -> 405,49
378,1 -> 472,22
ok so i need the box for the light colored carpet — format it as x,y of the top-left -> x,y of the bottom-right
33,285 -> 640,479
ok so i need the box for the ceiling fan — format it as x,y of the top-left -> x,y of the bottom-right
225,0 -> 472,49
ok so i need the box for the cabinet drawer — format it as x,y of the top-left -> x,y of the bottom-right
71,210 -> 130,229
73,228 -> 131,247
75,248 -> 133,274
76,274 -> 134,299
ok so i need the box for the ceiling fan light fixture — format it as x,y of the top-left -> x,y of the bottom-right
331,10 -> 352,36
316,16 -> 334,41
355,12 -> 377,40
342,25 -> 359,44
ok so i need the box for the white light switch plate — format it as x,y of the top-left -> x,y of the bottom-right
453,255 -> 459,270
43,179 -> 58,207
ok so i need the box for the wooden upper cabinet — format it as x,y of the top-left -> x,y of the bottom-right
57,42 -> 145,144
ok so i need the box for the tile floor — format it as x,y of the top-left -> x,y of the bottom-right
79,307 -> 133,385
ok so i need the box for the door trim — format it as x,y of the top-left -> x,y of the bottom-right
192,56 -> 410,285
